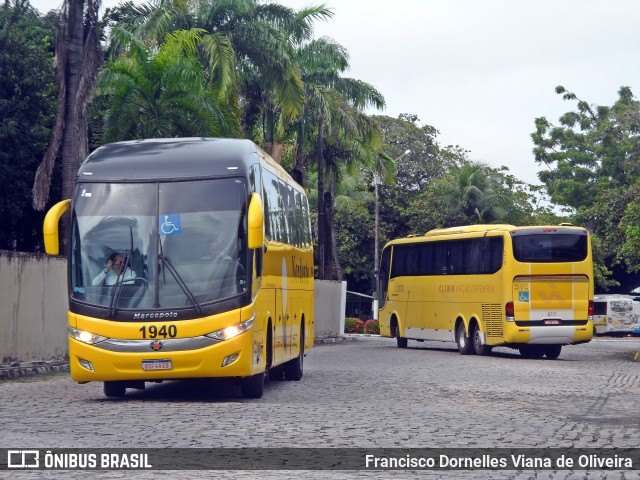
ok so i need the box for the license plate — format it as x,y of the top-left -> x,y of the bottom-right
142,359 -> 172,371
543,319 -> 561,325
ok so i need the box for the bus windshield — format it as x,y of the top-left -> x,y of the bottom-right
70,179 -> 249,313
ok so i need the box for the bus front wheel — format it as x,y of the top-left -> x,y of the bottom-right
241,372 -> 265,398
104,381 -> 126,398
395,323 -> 408,349
456,322 -> 473,355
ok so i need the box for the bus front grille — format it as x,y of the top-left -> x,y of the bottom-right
482,304 -> 503,337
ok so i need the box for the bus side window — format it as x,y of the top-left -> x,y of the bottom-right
433,243 -> 448,275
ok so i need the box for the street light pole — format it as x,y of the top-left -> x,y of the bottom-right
373,149 -> 410,320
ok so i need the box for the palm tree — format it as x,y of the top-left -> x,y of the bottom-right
96,27 -> 239,140
32,0 -> 102,227
312,81 -> 385,279
435,161 -> 512,224
289,35 -> 348,186
124,0 -> 310,153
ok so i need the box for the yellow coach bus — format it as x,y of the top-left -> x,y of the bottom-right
378,224 -> 593,359
43,138 -> 314,398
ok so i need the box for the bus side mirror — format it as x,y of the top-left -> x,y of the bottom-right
43,199 -> 71,255
247,193 -> 264,250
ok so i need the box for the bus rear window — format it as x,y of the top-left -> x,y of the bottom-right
512,234 -> 588,263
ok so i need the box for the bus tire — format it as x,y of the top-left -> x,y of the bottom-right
269,365 -> 284,381
241,372 -> 265,398
543,345 -> 562,359
519,345 -> 544,359
396,324 -> 408,349
104,381 -> 126,398
284,322 -> 304,381
456,321 -> 474,355
471,323 -> 492,356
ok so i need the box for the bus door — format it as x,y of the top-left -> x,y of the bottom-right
388,246 -> 409,332
274,271 -> 294,364
592,299 -> 607,333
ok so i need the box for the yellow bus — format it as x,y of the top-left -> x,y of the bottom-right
378,224 -> 593,359
43,138 -> 314,398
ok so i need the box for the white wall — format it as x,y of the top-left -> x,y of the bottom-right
0,251 -> 68,363
313,280 -> 347,338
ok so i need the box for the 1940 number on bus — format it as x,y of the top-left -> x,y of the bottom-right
139,324 -> 177,339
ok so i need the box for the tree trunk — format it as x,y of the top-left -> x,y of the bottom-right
32,0 -> 102,253
263,108 -> 275,156
325,182 -> 343,281
316,119 -> 325,279
291,120 -> 305,187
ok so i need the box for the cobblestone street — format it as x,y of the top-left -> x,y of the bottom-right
2,336 -> 639,479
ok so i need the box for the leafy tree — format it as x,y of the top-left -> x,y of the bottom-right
0,0 -> 57,250
532,86 -> 640,290
372,115 -> 461,243
95,27 -> 239,140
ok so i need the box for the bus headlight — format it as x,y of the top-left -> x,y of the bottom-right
68,327 -> 108,345
205,315 -> 255,342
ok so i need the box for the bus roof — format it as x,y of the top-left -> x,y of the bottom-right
384,224 -> 589,248
77,137 -> 296,187
424,224 -> 516,237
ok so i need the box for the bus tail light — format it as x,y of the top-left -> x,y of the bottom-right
505,301 -> 515,322
588,300 -> 594,321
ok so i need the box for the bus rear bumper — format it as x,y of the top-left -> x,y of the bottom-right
68,330 -> 263,383
503,324 -> 592,345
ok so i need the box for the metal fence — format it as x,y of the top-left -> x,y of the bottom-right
345,291 -> 374,320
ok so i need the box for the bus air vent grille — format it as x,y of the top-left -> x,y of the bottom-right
482,304 -> 503,337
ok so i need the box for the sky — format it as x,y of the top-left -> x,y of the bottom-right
30,0 -> 640,186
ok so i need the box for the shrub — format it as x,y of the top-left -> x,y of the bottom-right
364,319 -> 380,334
344,317 -> 365,334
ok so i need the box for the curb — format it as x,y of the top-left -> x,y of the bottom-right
0,361 -> 69,381
314,336 -> 357,345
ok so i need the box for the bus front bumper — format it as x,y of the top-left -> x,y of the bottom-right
68,329 -> 264,383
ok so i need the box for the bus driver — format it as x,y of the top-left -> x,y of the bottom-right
92,252 -> 137,286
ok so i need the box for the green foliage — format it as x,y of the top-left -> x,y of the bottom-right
95,27 -> 239,141
0,1 -> 57,249
532,86 -> 640,289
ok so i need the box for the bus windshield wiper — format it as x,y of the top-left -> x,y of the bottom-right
108,250 -> 131,318
158,254 -> 203,314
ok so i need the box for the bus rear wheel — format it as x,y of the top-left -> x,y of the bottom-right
456,322 -> 473,355
519,345 -> 544,359
284,323 -> 304,381
543,345 -> 562,359
472,323 -> 492,356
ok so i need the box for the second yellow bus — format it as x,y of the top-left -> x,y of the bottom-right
378,225 -> 594,359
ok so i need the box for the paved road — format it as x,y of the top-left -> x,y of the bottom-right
1,336 -> 639,479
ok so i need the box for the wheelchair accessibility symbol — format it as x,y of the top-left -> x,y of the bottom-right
159,214 -> 181,236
